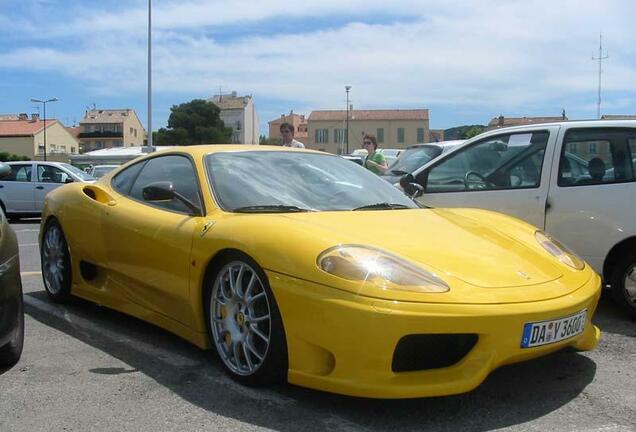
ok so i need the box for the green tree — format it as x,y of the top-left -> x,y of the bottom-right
153,99 -> 233,145
0,152 -> 29,162
259,135 -> 282,146
462,126 -> 486,139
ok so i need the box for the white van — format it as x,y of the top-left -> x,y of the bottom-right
402,120 -> 636,318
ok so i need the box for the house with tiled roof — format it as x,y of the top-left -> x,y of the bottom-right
486,113 -> 568,130
0,113 -> 79,160
79,108 -> 145,153
207,92 -> 259,144
268,111 -> 308,142
307,108 -> 430,153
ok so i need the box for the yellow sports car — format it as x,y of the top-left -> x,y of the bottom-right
40,146 -> 601,398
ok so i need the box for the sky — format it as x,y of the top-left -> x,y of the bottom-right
1,0 -> 635,136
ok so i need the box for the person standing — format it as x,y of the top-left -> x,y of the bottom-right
280,122 -> 305,148
362,134 -> 387,175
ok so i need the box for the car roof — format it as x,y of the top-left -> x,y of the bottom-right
405,140 -> 465,150
133,145 -> 332,160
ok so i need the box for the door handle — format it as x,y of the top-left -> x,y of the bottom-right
545,199 -> 551,211
35,186 -> 44,190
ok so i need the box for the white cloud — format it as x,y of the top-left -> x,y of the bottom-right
2,0 -> 636,126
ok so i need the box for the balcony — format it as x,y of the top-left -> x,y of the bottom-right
78,131 -> 123,138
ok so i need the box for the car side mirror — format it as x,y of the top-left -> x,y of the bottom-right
143,181 -> 175,201
0,163 -> 11,179
399,173 -> 424,198
65,177 -> 74,184
142,181 -> 202,216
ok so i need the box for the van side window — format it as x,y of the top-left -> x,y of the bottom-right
425,131 -> 548,193
558,128 -> 636,187
3,165 -> 32,182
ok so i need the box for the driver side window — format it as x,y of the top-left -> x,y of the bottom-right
425,131 -> 549,193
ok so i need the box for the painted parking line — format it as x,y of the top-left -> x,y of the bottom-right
18,243 -> 39,247
13,228 -> 40,233
21,271 -> 42,277
24,294 -> 199,368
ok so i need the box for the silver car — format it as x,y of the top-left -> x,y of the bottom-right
0,161 -> 95,219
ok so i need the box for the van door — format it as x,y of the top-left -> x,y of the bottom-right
416,127 -> 559,229
0,163 -> 35,213
34,164 -> 72,211
545,126 -> 636,273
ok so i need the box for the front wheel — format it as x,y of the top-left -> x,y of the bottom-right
41,219 -> 73,303
610,252 -> 636,320
205,253 -> 288,386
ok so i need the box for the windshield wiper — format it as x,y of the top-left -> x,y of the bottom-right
353,202 -> 413,211
232,205 -> 315,213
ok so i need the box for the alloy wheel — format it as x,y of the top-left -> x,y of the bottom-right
210,261 -> 272,376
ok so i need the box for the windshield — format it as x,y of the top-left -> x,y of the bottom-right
388,145 -> 442,174
205,151 -> 418,212
62,163 -> 95,181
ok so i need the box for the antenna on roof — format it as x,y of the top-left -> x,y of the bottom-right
592,32 -> 608,119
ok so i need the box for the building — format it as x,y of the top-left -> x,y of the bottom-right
307,109 -> 430,154
0,113 -> 79,160
487,114 -> 567,130
268,111 -> 308,142
79,108 -> 145,153
207,92 -> 259,144
601,114 -> 636,120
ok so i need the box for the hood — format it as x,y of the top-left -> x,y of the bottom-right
279,208 -> 563,289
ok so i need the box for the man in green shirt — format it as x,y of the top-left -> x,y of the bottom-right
362,134 -> 388,175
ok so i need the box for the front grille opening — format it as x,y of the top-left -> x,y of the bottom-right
392,334 -> 478,372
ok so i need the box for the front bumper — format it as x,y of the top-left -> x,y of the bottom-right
268,270 -> 602,399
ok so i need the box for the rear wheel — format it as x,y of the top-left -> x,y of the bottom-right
0,289 -> 24,368
610,252 -> 636,320
205,252 -> 288,386
41,219 -> 73,303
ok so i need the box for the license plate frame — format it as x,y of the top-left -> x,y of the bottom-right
521,309 -> 587,348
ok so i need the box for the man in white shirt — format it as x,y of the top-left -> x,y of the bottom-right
280,122 -> 305,148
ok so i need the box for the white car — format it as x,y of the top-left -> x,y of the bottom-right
383,140 -> 464,185
402,120 -> 636,319
0,161 -> 95,219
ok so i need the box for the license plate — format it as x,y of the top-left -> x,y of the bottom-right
521,309 -> 587,348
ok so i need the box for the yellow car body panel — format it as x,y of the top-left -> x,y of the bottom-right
40,145 -> 602,398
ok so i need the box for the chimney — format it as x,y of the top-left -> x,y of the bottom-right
18,113 -> 28,121
31,113 -> 40,122
231,91 -> 237,97
498,115 -> 504,127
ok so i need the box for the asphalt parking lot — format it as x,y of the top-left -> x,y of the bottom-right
1,220 -> 635,432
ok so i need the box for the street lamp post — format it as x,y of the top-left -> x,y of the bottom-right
30,97 -> 59,161
345,85 -> 351,154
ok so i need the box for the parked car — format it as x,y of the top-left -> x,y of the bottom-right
40,146 -> 600,398
87,164 -> 119,179
382,140 -> 464,185
378,148 -> 403,167
340,154 -> 364,165
0,163 -> 24,369
0,161 -> 95,219
401,120 -> 636,318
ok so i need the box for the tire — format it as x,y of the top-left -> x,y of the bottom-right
204,252 -> 288,386
609,252 -> 636,320
0,290 -> 24,368
41,219 -> 73,303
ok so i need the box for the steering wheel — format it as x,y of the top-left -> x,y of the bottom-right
464,171 -> 494,190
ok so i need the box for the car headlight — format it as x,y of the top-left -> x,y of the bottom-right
535,231 -> 585,270
317,245 -> 449,293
